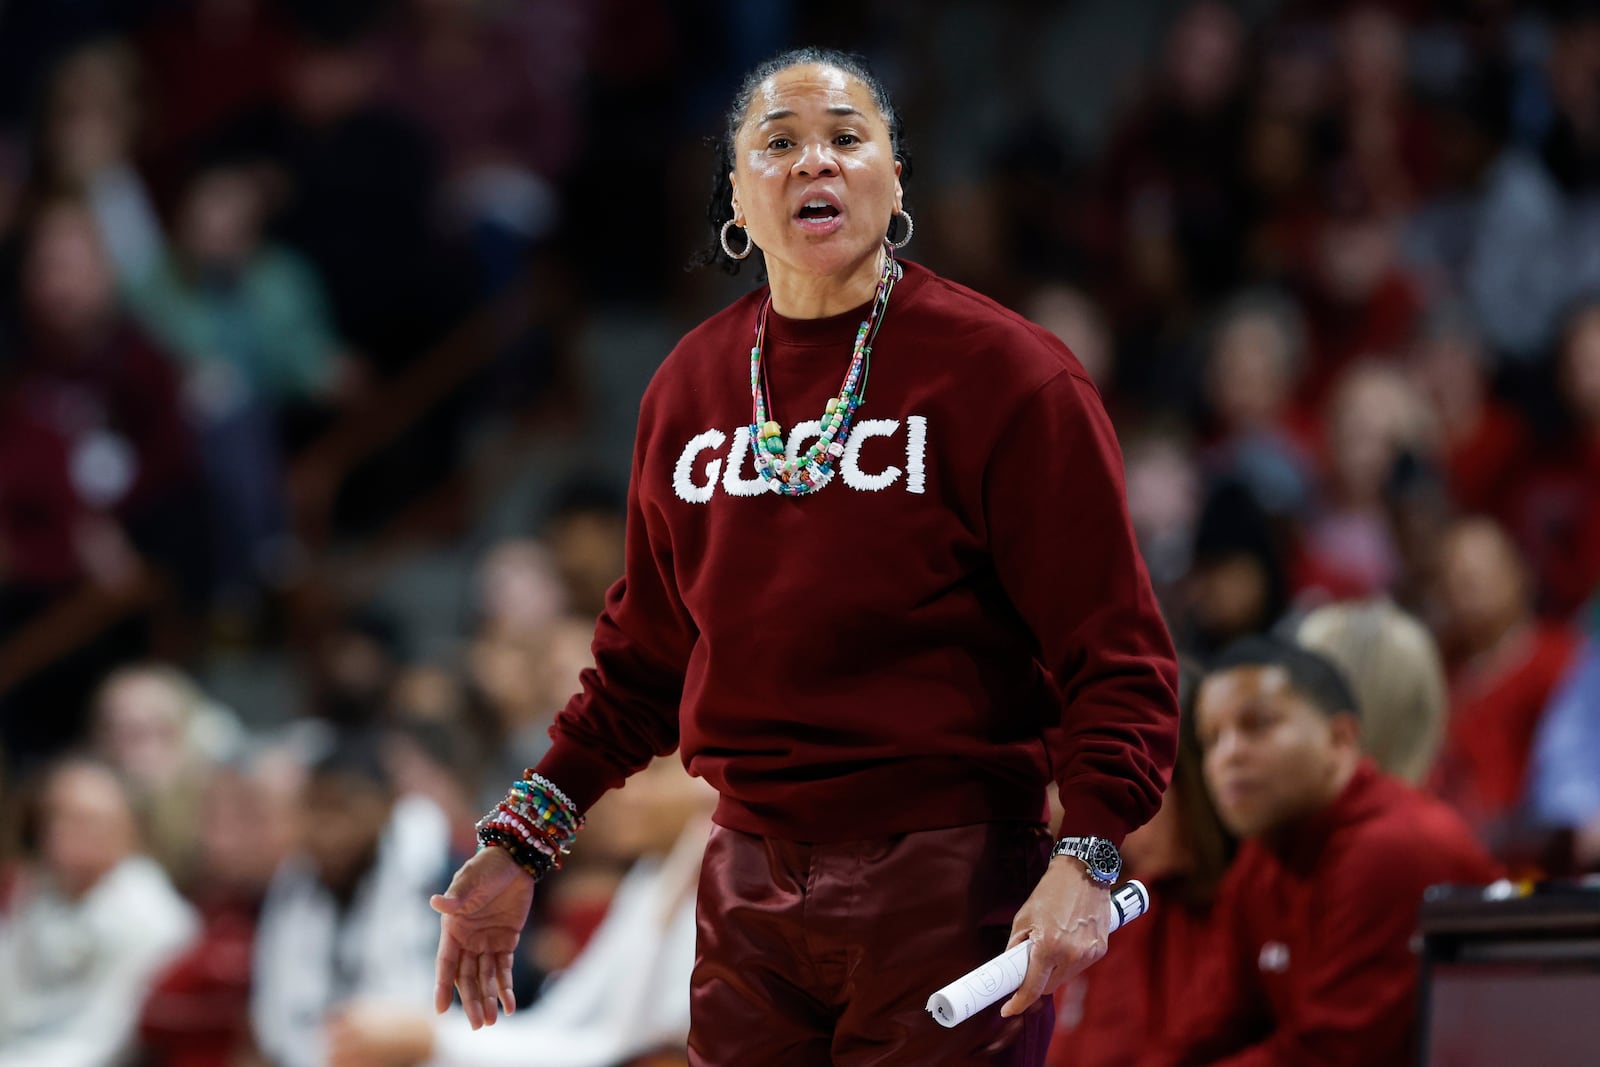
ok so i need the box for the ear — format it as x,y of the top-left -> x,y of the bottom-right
893,160 -> 904,213
1328,711 -> 1361,753
728,171 -> 743,226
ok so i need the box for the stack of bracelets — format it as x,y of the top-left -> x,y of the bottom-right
474,771 -> 585,882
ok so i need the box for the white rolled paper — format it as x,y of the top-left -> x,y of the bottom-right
925,879 -> 1150,1028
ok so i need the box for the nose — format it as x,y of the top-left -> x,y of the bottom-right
1209,729 -> 1245,769
792,139 -> 839,177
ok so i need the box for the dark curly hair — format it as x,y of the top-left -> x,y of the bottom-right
697,47 -> 912,277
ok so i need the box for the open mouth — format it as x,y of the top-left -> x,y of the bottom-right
797,198 -> 841,221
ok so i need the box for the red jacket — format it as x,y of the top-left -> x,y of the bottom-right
1145,762 -> 1499,1067
1048,877 -> 1223,1067
1431,623 -> 1580,840
536,260 -> 1179,844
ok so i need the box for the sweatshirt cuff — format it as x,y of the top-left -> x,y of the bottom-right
1054,789 -> 1136,849
531,736 -> 623,815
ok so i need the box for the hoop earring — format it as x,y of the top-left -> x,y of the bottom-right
720,219 -> 752,260
888,210 -> 914,250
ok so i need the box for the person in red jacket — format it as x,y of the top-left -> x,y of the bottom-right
1147,636 -> 1499,1067
429,47 -> 1181,1066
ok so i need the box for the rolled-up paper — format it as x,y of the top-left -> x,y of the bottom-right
925,879 -> 1150,1028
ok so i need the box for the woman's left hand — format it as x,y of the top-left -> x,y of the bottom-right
999,856 -> 1111,1018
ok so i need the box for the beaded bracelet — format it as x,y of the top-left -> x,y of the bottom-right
474,771 -> 585,882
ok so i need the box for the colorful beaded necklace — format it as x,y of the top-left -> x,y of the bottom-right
749,246 -> 901,496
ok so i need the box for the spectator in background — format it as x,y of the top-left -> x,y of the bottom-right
1048,663 -> 1235,1067
1101,0 -> 1251,320
90,663 -> 244,889
1182,480 -> 1290,660
0,757 -> 197,1067
0,365 -> 119,611
125,159 -> 350,605
307,605 -> 407,728
1296,179 -> 1424,408
135,0 -> 295,200
1123,424 -> 1204,613
1514,298 -> 1600,618
251,732 -> 449,1067
138,745 -> 302,1067
1024,281 -> 1116,400
215,24 -> 463,372
26,40 -> 168,288
539,478 -> 626,622
1296,598 -> 1447,785
1403,68 -> 1567,364
324,757 -> 715,1067
1200,289 -> 1317,518
1430,517 -> 1580,857
376,0 -> 590,293
1526,595 -> 1600,873
1300,361 -> 1435,599
1331,6 -> 1438,214
1404,304 -> 1530,522
1146,637 -> 1497,1067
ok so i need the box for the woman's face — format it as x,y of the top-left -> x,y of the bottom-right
730,63 -> 902,285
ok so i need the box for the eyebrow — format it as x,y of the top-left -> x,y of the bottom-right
757,105 -> 865,125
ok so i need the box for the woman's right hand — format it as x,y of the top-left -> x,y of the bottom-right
430,846 -> 535,1028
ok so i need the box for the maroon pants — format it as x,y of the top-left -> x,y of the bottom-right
688,821 -> 1055,1065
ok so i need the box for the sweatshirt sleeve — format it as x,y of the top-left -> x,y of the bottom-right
533,401 -> 698,813
983,367 -> 1179,845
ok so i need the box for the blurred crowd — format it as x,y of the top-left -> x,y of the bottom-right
1,1 -> 1598,1066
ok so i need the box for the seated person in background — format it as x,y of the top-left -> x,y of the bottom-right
321,756 -> 716,1067
1430,518 -> 1580,857
251,731 -> 450,1067
1048,662 -> 1237,1067
1525,605 -> 1600,873
0,757 -> 197,1067
1295,599 -> 1447,784
137,745 -> 301,1067
1146,637 -> 1499,1067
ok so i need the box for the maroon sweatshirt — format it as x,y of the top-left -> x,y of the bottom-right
1144,761 -> 1500,1067
537,260 -> 1179,844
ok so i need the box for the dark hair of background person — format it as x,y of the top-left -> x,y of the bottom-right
696,46 -> 913,277
1172,657 -> 1237,907
1210,634 -> 1362,720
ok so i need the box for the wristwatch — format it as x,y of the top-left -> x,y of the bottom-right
1052,836 -> 1122,885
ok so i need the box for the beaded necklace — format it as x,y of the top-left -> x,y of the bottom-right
749,246 -> 901,496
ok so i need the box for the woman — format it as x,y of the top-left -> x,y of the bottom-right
1295,598 -> 1447,784
432,48 -> 1179,1065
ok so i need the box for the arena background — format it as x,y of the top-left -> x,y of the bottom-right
0,2 -> 1597,1066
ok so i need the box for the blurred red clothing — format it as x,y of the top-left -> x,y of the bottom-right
0,389 -> 89,589
1047,878 -> 1222,1067
137,893 -> 260,1067
1431,623 -> 1581,839
1443,402 -> 1532,522
1511,437 -> 1600,618
1297,270 -> 1423,410
1142,762 -> 1498,1067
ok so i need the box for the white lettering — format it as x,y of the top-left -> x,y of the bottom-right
785,419 -> 825,464
721,426 -> 770,497
673,429 -> 726,504
841,418 -> 902,492
905,415 -> 928,494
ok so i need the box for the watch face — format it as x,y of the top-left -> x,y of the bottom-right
1087,839 -> 1121,878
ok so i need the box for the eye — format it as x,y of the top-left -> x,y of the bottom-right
768,137 -> 792,151
835,133 -> 859,146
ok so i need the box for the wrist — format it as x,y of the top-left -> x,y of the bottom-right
1051,835 -> 1122,885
